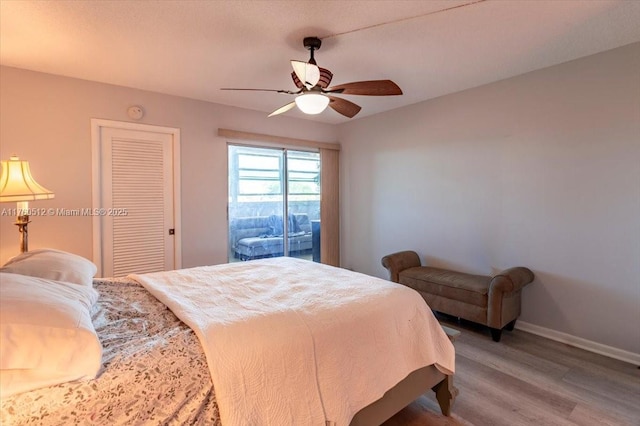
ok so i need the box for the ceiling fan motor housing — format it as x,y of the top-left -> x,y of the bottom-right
291,67 -> 333,89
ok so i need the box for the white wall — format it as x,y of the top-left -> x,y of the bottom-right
338,43 -> 640,354
0,66 -> 337,267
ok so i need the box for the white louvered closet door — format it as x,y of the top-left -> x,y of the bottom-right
95,123 -> 180,277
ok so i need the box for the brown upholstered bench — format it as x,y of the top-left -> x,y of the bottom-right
382,250 -> 534,342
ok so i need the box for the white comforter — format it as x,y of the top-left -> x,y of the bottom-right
130,257 -> 454,426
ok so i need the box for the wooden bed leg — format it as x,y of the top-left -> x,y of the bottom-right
431,375 -> 458,416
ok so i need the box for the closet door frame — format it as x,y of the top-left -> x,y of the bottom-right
91,119 -> 182,277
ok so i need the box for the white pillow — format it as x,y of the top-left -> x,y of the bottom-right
0,249 -> 97,286
0,272 -> 103,398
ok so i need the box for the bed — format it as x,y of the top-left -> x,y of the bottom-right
0,249 -> 455,425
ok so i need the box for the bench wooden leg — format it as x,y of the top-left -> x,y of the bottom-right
491,320 -> 516,341
490,328 -> 502,342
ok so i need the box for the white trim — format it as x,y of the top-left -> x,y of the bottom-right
171,128 -> 182,272
91,121 -> 102,275
91,119 -> 182,276
516,321 -> 640,366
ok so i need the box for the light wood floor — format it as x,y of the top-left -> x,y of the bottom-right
382,317 -> 640,426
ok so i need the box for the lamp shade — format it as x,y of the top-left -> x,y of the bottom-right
0,156 -> 55,202
295,94 -> 330,115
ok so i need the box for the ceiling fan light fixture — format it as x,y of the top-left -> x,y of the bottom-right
295,93 -> 330,115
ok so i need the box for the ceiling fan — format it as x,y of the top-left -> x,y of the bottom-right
221,37 -> 402,118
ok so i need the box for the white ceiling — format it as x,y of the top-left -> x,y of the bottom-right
2,0 -> 639,124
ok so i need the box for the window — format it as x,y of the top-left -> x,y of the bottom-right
229,146 -> 320,203
237,151 -> 282,196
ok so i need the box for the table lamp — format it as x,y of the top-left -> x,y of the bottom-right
0,156 -> 55,252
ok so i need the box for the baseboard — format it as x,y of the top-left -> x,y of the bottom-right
515,321 -> 640,366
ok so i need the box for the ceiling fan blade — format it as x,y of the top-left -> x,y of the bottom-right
324,80 -> 403,96
221,88 -> 301,95
268,101 -> 297,117
328,96 -> 362,118
291,61 -> 306,83
291,60 -> 320,89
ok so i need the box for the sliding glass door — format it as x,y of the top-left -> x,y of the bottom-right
228,145 -> 321,263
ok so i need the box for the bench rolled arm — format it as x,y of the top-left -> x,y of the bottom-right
381,251 -> 421,283
490,267 -> 535,293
